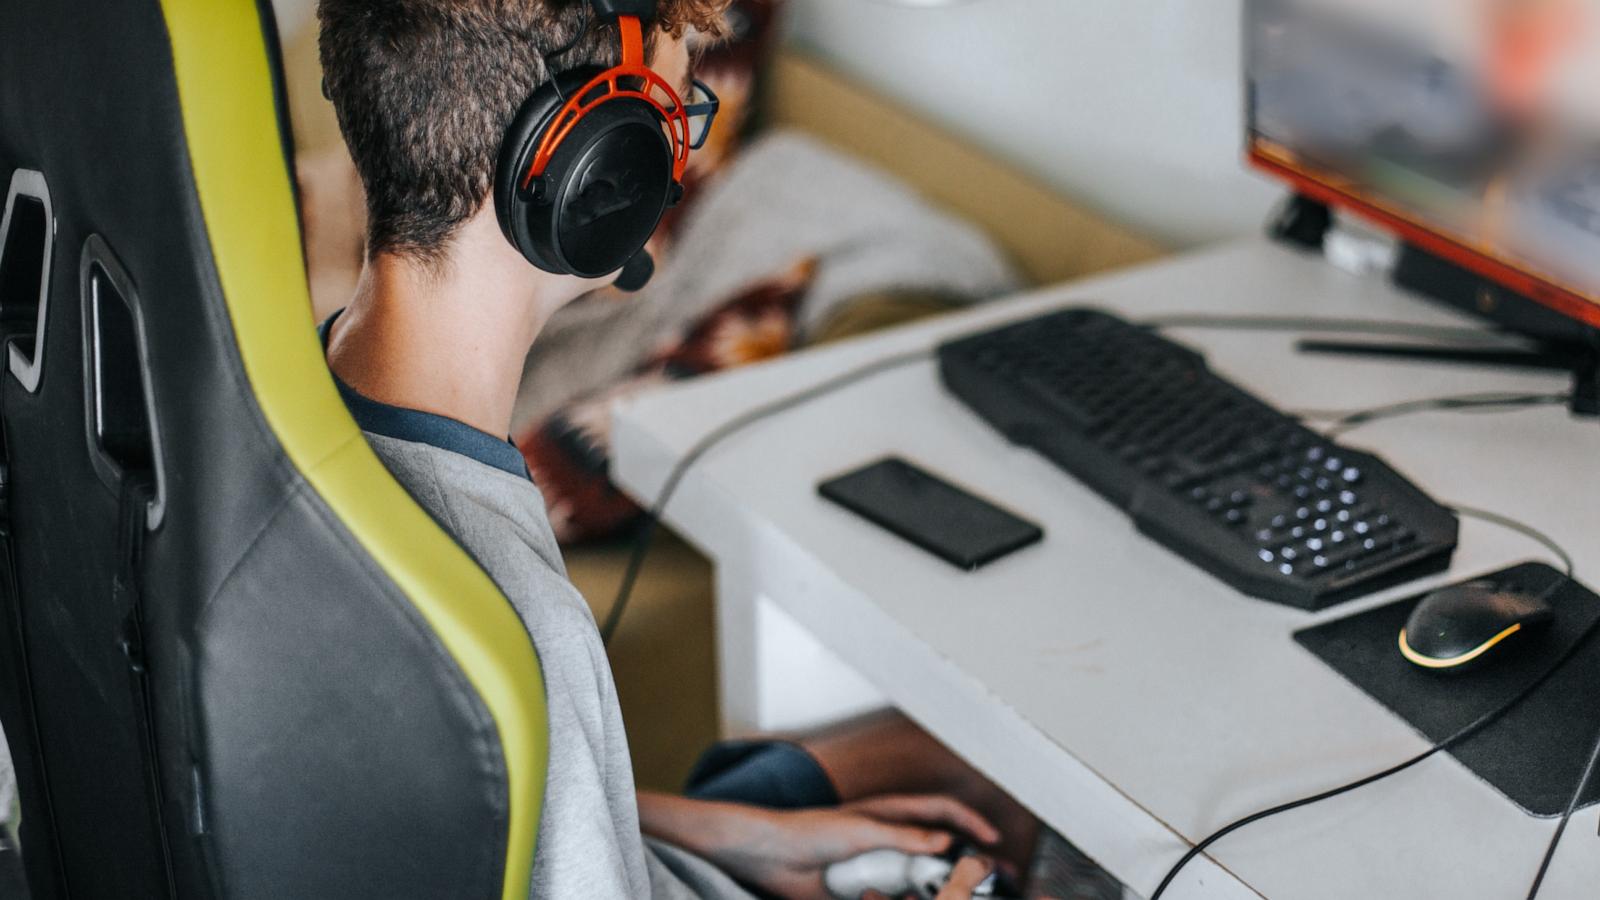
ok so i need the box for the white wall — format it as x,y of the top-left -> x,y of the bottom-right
783,0 -> 1283,248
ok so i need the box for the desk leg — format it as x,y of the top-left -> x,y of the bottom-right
714,563 -> 886,738
713,561 -> 763,738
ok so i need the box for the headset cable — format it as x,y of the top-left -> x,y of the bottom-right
600,348 -> 932,645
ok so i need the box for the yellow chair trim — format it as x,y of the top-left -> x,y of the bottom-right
158,4 -> 546,897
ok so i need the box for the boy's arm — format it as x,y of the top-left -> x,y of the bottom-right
636,791 -> 999,899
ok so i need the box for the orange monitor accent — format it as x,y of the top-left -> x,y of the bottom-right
1249,143 -> 1600,332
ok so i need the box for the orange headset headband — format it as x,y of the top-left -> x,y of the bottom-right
521,15 -> 691,190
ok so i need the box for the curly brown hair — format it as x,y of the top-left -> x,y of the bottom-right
318,0 -> 729,263
655,0 -> 733,38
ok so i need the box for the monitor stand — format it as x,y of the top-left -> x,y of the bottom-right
1297,336 -> 1600,417
1268,197 -> 1600,418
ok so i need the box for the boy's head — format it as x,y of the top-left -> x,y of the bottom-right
317,0 -> 726,266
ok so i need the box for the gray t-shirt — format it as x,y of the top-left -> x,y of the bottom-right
365,433 -> 752,899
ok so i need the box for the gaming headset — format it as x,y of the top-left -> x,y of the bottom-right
494,0 -> 699,292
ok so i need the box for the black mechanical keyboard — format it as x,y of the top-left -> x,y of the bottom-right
937,308 -> 1459,610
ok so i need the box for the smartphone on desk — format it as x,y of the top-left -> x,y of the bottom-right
818,457 -> 1044,570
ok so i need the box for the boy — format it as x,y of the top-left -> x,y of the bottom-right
316,1 -> 1022,895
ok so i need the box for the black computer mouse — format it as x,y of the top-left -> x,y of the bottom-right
1399,580 -> 1554,672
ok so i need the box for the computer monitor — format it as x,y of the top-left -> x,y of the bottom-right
1245,0 -> 1600,338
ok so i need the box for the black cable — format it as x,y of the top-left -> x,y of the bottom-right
1143,314 -> 1573,434
1305,392 -> 1571,438
1141,314 -> 1570,436
1451,505 -> 1576,582
1503,495 -> 1600,897
1525,719 -> 1600,899
599,348 -> 933,646
1139,313 -> 1515,346
1151,606 -> 1590,898
540,1 -> 591,102
1150,510 -> 1579,899
543,2 -> 590,64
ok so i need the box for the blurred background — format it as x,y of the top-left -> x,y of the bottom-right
271,0 -> 1281,251
778,0 -> 1281,248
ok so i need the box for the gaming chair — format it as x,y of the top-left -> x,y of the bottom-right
0,2 -> 547,897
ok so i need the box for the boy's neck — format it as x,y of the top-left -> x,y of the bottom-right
324,211 -> 593,437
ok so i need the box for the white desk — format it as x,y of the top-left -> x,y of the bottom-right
612,238 -> 1600,899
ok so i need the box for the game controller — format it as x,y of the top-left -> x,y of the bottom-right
822,848 -> 1000,899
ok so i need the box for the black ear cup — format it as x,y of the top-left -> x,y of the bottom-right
493,67 -> 596,268
494,67 -> 676,279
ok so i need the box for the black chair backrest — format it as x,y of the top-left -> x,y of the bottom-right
0,2 -> 547,897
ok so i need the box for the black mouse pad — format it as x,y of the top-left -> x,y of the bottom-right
1294,562 -> 1600,817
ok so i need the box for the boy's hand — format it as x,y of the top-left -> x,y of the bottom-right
733,795 -> 999,899
934,855 -> 996,899
636,791 -> 1001,899
839,795 -> 1002,847
640,792 -> 999,900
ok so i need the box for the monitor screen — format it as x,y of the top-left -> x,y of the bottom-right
1245,0 -> 1600,329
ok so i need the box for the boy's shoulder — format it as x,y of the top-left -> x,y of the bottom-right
363,432 -> 597,635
